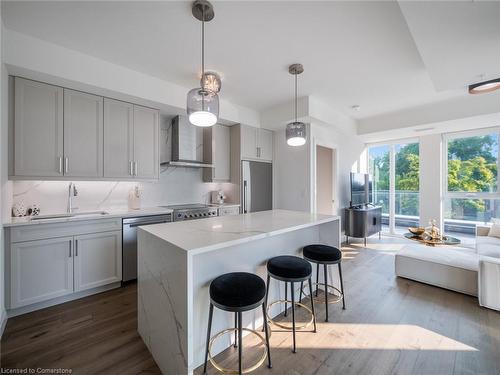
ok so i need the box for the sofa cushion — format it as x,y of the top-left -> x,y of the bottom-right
395,244 -> 478,296
476,235 -> 500,258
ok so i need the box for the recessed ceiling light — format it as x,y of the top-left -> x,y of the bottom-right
351,105 -> 360,111
468,78 -> 500,95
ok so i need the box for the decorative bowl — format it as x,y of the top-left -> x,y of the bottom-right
408,227 -> 425,236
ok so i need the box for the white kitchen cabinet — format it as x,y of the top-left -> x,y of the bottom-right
6,218 -> 123,313
133,105 -> 159,179
240,124 -> 258,160
10,237 -> 74,308
257,128 -> 273,161
14,77 -> 64,177
104,98 -> 134,178
74,231 -> 122,292
63,89 -> 104,178
203,124 -> 231,182
11,77 -> 159,181
239,125 -> 273,162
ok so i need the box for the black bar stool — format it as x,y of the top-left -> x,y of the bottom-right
265,255 -> 317,353
202,272 -> 272,375
301,244 -> 345,322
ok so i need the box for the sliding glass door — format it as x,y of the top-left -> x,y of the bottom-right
368,141 -> 420,234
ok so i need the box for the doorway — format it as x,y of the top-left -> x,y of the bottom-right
316,145 -> 336,215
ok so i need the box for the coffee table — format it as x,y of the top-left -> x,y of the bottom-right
403,232 -> 461,246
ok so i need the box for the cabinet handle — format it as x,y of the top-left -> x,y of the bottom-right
75,239 -> 78,257
134,161 -> 138,176
129,161 -> 133,176
64,157 -> 69,174
58,157 -> 63,174
69,240 -> 72,257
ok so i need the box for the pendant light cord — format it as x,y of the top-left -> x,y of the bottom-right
294,73 -> 298,123
201,5 -> 205,110
201,6 -> 205,81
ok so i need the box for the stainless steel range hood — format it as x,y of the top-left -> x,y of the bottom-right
161,115 -> 214,168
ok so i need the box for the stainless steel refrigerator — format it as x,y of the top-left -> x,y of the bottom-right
241,160 -> 273,213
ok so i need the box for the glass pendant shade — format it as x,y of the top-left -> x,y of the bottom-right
187,88 -> 219,127
286,121 -> 306,146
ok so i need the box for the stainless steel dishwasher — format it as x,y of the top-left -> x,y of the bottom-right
122,214 -> 172,282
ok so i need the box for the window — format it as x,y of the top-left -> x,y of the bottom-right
444,130 -> 500,240
368,141 -> 420,234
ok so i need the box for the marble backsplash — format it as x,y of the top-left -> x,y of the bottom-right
11,167 -> 235,216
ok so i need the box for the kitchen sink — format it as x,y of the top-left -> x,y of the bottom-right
31,211 -> 109,221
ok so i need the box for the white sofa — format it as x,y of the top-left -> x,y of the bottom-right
395,225 -> 500,311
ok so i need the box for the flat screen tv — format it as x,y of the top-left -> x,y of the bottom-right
350,173 -> 366,206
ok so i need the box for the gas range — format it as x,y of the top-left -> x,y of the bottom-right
162,204 -> 218,222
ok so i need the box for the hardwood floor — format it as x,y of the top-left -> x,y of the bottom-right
2,237 -> 500,374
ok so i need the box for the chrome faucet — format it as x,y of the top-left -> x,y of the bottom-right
67,182 -> 78,214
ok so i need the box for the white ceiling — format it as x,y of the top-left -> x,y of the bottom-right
2,1 -> 500,122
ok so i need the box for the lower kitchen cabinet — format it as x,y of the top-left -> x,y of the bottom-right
10,236 -> 74,309
6,218 -> 123,312
74,231 -> 122,292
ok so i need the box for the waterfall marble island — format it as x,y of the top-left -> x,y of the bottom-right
137,209 -> 340,375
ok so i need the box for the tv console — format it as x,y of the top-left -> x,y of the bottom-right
345,205 -> 382,246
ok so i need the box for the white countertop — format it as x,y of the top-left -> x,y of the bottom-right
140,209 -> 339,255
3,206 -> 174,227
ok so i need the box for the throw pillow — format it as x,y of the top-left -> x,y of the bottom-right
488,223 -> 500,238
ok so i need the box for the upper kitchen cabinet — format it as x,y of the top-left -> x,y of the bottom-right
104,99 -> 134,179
14,77 -> 64,177
257,128 -> 273,161
203,124 -> 231,182
63,89 -> 104,178
11,77 -> 160,181
133,105 -> 159,179
104,100 -> 159,180
238,124 -> 273,162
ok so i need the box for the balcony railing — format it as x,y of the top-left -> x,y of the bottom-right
374,190 -> 479,235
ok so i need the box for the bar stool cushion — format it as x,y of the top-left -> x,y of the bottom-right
303,244 -> 342,263
210,272 -> 266,309
267,255 -> 312,280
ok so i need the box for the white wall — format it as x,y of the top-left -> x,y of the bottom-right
273,121 -> 366,225
273,126 -> 312,212
419,134 -> 442,227
311,123 -> 365,219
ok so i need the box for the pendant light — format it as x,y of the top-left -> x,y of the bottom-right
286,64 -> 306,146
469,78 -> 500,95
187,0 -> 219,127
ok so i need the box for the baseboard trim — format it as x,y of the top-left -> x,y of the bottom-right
0,309 -> 7,338
7,282 -> 122,318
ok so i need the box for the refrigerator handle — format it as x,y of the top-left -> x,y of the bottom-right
243,180 -> 248,213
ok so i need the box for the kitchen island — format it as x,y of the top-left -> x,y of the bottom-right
137,209 -> 340,375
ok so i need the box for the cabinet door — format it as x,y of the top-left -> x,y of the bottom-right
258,129 -> 273,161
74,231 -> 122,292
11,237 -> 73,308
63,89 -> 104,177
14,78 -> 64,177
240,125 -> 258,160
133,105 -> 159,179
104,99 -> 134,178
213,124 -> 231,181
